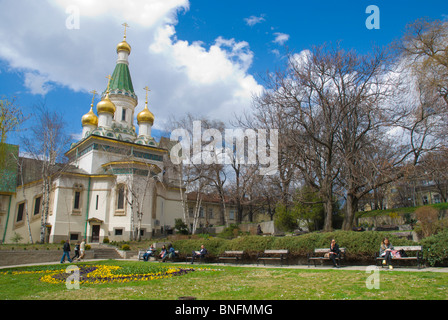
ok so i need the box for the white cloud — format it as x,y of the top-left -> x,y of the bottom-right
51,0 -> 189,27
0,0 -> 263,132
244,15 -> 265,27
273,32 -> 290,45
24,72 -> 53,95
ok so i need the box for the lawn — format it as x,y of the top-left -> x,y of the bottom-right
0,260 -> 447,300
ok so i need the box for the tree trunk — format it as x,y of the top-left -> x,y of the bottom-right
323,196 -> 333,232
343,193 -> 358,231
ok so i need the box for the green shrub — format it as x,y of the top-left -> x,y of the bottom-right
121,244 -> 131,251
420,228 -> 448,266
174,218 -> 189,235
274,203 -> 298,232
216,224 -> 242,239
174,231 -> 416,261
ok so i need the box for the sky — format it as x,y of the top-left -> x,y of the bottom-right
1,0 -> 447,148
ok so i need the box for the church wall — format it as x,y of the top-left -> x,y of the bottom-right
163,191 -> 184,228
2,181 -> 49,244
110,94 -> 136,129
49,175 -> 90,243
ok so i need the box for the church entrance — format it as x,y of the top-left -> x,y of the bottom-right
91,225 -> 100,243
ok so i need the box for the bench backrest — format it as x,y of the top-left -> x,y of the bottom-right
314,248 -> 346,253
223,251 -> 245,255
264,249 -> 289,254
394,246 -> 422,251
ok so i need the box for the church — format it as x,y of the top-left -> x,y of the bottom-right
0,26 -> 185,244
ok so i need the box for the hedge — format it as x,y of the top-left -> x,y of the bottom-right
172,231 -> 416,262
420,228 -> 448,266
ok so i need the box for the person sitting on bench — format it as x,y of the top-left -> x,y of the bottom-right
162,245 -> 176,262
191,244 -> 207,264
380,237 -> 395,269
143,244 -> 155,261
329,239 -> 341,268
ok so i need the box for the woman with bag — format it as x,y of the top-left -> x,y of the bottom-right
380,237 -> 396,269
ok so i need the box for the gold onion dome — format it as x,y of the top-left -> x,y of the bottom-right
82,106 -> 98,126
96,95 -> 116,115
117,39 -> 131,54
137,102 -> 154,125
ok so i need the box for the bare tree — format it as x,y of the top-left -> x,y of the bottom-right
168,113 -> 220,233
22,104 -> 72,243
397,18 -> 448,107
123,164 -> 159,241
254,45 -> 353,231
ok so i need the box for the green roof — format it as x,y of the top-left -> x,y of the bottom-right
105,63 -> 137,101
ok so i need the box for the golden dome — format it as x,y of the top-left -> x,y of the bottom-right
82,106 -> 98,127
117,40 -> 131,54
96,95 -> 116,115
137,103 -> 154,125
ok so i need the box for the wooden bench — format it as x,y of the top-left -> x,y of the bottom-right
138,249 -> 179,261
218,251 -> 245,264
257,249 -> 289,266
186,252 -> 209,264
138,249 -> 155,261
375,245 -> 424,269
307,248 -> 346,267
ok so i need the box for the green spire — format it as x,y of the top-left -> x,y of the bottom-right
109,63 -> 136,98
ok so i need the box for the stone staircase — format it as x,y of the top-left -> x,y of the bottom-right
90,244 -> 123,260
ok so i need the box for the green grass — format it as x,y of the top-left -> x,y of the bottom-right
0,260 -> 447,300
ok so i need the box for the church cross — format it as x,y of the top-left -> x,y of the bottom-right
122,22 -> 129,39
143,86 -> 151,104
90,90 -> 97,106
105,75 -> 113,94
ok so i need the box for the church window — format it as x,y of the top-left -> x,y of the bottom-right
16,202 -> 25,222
122,109 -> 126,121
95,195 -> 99,210
74,191 -> 81,210
208,208 -> 213,219
33,196 -> 42,215
117,185 -> 125,210
72,184 -> 83,212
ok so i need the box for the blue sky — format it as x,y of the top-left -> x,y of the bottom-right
0,0 -> 447,148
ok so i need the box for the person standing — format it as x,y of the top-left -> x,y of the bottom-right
72,241 -> 80,261
77,238 -> 86,261
60,239 -> 72,263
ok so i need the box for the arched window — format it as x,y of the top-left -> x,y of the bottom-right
73,184 -> 84,213
117,184 -> 125,210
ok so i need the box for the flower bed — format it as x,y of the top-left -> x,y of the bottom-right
1,264 -> 218,285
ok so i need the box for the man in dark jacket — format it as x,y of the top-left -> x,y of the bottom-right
60,239 -> 72,263
329,239 -> 341,268
191,244 -> 207,264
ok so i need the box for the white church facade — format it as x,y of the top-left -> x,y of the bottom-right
0,27 -> 185,244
